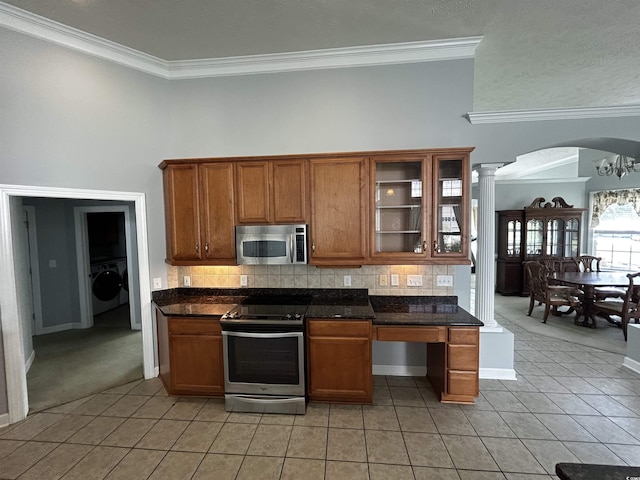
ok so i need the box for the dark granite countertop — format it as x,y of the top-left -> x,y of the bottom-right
556,462 -> 640,480
152,288 -> 482,327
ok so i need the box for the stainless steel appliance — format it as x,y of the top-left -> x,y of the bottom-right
235,224 -> 307,265
220,296 -> 310,414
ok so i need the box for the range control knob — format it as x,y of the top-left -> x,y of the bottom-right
285,313 -> 292,319
294,313 -> 301,319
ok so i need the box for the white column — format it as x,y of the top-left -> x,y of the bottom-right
474,163 -> 504,330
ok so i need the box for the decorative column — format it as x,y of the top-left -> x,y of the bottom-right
474,163 -> 504,330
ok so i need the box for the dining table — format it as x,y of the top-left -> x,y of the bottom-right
549,271 -> 632,328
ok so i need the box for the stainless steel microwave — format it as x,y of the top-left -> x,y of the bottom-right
236,224 -> 308,265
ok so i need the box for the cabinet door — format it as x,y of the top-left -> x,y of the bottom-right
309,158 -> 368,264
272,159 -> 307,223
236,161 -> 271,224
163,164 -> 202,261
432,155 -> 470,260
200,163 -> 236,262
307,320 -> 372,403
370,156 -> 427,262
170,334 -> 225,395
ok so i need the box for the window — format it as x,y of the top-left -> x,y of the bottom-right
591,190 -> 640,270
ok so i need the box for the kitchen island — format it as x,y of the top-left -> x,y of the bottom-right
153,288 -> 483,405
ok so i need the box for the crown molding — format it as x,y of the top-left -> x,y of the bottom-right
465,105 -> 640,124
0,2 -> 482,79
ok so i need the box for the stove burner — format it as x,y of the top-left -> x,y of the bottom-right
221,295 -> 311,325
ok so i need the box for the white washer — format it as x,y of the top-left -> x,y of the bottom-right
91,261 -> 121,315
116,258 -> 129,305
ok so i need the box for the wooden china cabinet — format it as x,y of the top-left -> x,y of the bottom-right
496,197 -> 585,295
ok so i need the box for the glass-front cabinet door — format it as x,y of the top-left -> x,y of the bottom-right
432,155 -> 469,260
563,217 -> 580,257
370,157 -> 427,261
526,219 -> 544,257
506,220 -> 522,257
546,218 -> 565,256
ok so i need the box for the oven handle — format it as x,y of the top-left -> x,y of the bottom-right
221,331 -> 302,339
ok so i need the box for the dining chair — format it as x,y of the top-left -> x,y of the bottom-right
524,261 -> 582,323
591,272 -> 640,341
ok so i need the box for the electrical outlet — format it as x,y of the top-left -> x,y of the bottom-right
407,275 -> 423,287
183,275 -> 191,287
436,275 -> 453,287
49,259 -> 56,268
153,277 -> 162,289
343,275 -> 351,286
240,275 -> 248,287
390,274 -> 399,286
379,274 -> 388,286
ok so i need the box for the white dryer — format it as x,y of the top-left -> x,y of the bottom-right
91,261 -> 122,315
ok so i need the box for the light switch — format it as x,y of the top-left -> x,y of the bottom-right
407,275 -> 423,287
390,274 -> 399,286
240,275 -> 248,287
436,275 -> 453,287
343,275 -> 351,286
153,278 -> 162,289
379,274 -> 388,286
183,275 -> 191,287
48,259 -> 56,268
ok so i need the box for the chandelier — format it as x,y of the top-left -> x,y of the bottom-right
595,154 -> 640,179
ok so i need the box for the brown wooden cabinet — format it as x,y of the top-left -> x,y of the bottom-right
235,159 -> 307,224
369,149 -> 471,264
496,197 -> 585,295
162,162 -> 236,265
156,310 -> 225,396
309,157 -> 368,266
307,319 -> 372,403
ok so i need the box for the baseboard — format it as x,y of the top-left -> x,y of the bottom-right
480,367 -> 517,380
36,323 -> 75,334
372,365 -> 427,376
25,350 -> 35,373
0,413 -> 8,429
623,356 -> 640,375
152,366 -> 159,378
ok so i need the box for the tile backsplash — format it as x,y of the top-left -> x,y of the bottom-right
167,264 -> 455,296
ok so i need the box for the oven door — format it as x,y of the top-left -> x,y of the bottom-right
222,330 -> 305,396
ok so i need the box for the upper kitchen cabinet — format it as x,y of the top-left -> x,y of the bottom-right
309,157 -> 368,265
161,161 -> 236,265
370,150 -> 472,264
432,152 -> 471,262
235,159 -> 307,225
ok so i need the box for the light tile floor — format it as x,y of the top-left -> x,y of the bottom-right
2,303 -> 640,478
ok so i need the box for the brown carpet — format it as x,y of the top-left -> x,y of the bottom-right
26,304 -> 143,413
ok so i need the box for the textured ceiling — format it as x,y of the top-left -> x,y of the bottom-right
3,0 -> 640,112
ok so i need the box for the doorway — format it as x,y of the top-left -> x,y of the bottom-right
0,185 -> 154,425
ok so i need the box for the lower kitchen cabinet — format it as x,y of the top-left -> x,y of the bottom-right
156,310 -> 225,396
306,319 -> 372,403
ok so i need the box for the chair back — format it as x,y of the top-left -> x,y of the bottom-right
525,261 -> 548,301
621,272 -> 640,317
573,255 -> 601,272
538,256 -> 561,273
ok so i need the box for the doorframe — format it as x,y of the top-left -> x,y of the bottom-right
74,205 -> 138,330
22,206 -> 44,337
0,184 -> 155,424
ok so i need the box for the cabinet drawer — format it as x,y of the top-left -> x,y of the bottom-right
447,370 -> 478,397
376,326 -> 446,343
169,318 -> 221,335
308,320 -> 370,338
447,344 -> 479,371
448,327 -> 479,345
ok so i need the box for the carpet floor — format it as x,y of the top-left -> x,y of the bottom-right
26,304 -> 143,413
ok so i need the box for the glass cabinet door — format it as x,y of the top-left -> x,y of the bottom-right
433,157 -> 466,256
526,219 -> 544,256
546,218 -> 565,256
563,218 -> 580,257
373,159 -> 424,255
506,220 -> 522,257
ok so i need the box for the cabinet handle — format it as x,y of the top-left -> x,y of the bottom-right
312,243 -> 316,253
195,243 -> 199,253
204,242 -> 209,253
433,240 -> 439,253
422,241 -> 427,253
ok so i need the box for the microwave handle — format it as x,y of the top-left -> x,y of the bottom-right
290,234 -> 295,263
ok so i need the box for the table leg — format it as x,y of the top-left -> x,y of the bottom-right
576,285 -> 597,328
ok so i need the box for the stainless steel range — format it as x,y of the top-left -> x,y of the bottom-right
220,296 -> 311,414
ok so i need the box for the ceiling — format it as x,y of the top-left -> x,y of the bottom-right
2,0 -> 640,112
